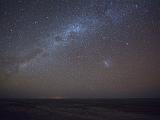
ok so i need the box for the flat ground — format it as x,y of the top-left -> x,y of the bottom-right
0,98 -> 160,120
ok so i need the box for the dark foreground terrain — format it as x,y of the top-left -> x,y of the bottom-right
0,98 -> 160,120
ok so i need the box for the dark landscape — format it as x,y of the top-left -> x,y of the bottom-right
0,98 -> 160,120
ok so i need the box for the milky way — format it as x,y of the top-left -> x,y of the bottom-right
0,0 -> 160,98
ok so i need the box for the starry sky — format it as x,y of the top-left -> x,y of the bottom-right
0,0 -> 160,98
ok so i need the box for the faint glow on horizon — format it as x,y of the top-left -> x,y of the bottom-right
50,96 -> 64,99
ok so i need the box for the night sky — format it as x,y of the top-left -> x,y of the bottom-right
0,0 -> 160,98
